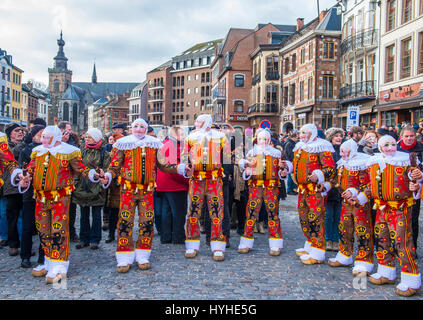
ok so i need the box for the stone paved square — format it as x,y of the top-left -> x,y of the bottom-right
0,194 -> 422,300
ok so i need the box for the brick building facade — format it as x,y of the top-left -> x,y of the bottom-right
280,8 -> 341,131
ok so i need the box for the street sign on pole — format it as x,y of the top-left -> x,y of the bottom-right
259,120 -> 271,130
346,105 -> 360,131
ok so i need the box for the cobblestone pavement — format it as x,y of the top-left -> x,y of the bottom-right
0,194 -> 422,300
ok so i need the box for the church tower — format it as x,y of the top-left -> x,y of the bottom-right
92,62 -> 97,84
48,31 -> 72,124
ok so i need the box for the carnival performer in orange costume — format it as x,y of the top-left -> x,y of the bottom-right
99,118 -> 182,273
15,126 -> 96,284
327,139 -> 374,277
236,128 -> 292,256
176,114 -> 231,261
292,124 -> 336,265
367,135 -> 422,297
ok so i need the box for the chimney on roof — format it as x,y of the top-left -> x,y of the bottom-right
319,10 -> 328,22
296,18 -> 304,31
27,81 -> 33,89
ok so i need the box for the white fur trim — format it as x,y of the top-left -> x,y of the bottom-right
115,251 -> 135,267
32,142 -> 80,157
284,160 -> 293,174
10,168 -> 23,187
242,169 -> 252,181
238,159 -> 247,170
413,187 -> 422,200
33,263 -> 48,272
296,241 -> 312,254
353,261 -> 374,274
356,192 -> 368,205
101,172 -> 113,189
293,138 -> 335,154
329,251 -> 353,265
177,164 -> 189,177
112,134 -> 163,151
210,241 -> 226,253
337,155 -> 370,171
269,238 -> 283,249
323,182 -> 332,193
247,145 -> 281,158
347,188 -> 358,198
18,183 -> 30,194
309,246 -> 325,261
397,272 -> 421,291
278,169 -> 288,181
185,240 -> 200,251
312,169 -> 325,184
88,169 -> 99,183
188,129 -> 226,143
238,236 -> 254,250
135,249 -> 151,264
371,264 -> 396,281
46,260 -> 69,278
366,151 -> 411,173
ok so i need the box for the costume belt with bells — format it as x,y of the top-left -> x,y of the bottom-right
192,168 -> 224,181
248,179 -> 278,188
34,185 -> 75,203
118,176 -> 156,193
373,197 -> 415,212
298,183 -> 323,195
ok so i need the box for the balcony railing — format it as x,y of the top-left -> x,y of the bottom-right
339,80 -> 376,101
212,87 -> 226,100
149,120 -> 164,125
341,29 -> 379,56
148,108 -> 164,114
265,71 -> 280,81
148,96 -> 164,102
252,73 -> 261,86
247,103 -> 279,115
149,83 -> 164,89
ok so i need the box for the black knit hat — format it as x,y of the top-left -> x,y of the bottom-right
5,123 -> 21,138
30,124 -> 45,138
31,118 -> 47,127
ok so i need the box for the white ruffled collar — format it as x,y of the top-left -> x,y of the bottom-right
188,129 -> 226,143
293,138 -> 335,154
112,134 -> 163,150
32,142 -> 80,157
247,144 -> 281,158
337,153 -> 371,171
366,151 -> 415,172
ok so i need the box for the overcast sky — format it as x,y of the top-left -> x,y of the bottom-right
0,0 -> 337,86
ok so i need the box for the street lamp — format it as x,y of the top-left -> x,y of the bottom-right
335,0 -> 347,15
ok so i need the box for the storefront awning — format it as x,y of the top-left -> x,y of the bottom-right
375,97 -> 423,112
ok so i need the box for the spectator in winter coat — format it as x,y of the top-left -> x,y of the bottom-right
156,126 -> 189,244
72,128 -> 110,250
324,127 -> 345,252
3,122 -> 25,257
18,124 -> 45,268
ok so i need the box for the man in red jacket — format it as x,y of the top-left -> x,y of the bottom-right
156,126 -> 189,244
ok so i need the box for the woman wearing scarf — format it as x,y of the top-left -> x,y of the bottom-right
72,128 -> 110,250
236,129 -> 291,256
367,134 -> 422,297
327,139 -> 374,277
397,125 -> 423,251
292,124 -> 336,265
13,126 -> 96,284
